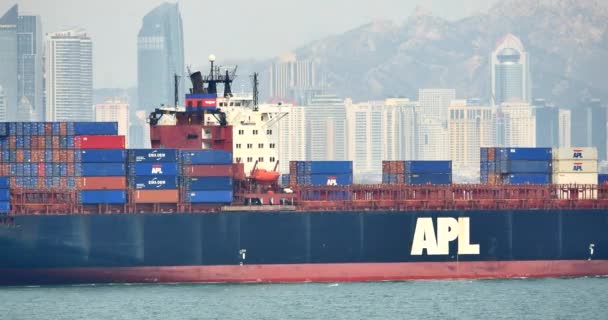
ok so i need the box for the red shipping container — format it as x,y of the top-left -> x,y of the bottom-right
31,150 -> 42,162
79,177 -> 127,190
9,136 -> 15,149
38,163 -> 45,177
59,177 -> 68,188
182,164 -> 233,177
16,150 -> 24,162
66,150 -> 74,163
45,123 -> 52,135
0,164 -> 9,176
52,136 -> 60,149
131,189 -> 179,204
67,164 -> 75,176
59,123 -> 67,136
75,135 -> 125,149
52,150 -> 60,163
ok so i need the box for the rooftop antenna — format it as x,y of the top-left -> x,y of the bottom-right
252,72 -> 259,111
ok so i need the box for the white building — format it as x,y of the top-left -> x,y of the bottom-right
558,109 -> 571,148
491,34 -> 531,105
416,89 -> 455,160
448,100 -> 494,171
346,100 -> 383,176
383,98 -> 417,161
45,29 -> 93,121
305,94 -> 347,161
496,102 -> 536,147
269,53 -> 318,103
95,98 -> 130,146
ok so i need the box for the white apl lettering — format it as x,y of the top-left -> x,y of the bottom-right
410,217 -> 480,255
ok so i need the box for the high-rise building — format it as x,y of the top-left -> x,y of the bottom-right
383,98 -> 417,161
137,3 -> 184,111
416,89 -> 455,160
95,98 -> 130,146
448,100 -> 494,170
491,34 -> 531,105
0,5 -> 18,120
0,86 -> 6,121
45,29 -> 93,121
571,99 -> 607,160
17,14 -> 43,121
534,102 -> 560,148
130,110 -> 151,149
346,100 -> 383,175
269,54 -> 319,104
305,94 -> 346,161
495,102 -> 536,147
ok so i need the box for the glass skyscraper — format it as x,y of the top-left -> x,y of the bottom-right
137,3 -> 185,111
17,14 -> 43,121
491,34 -> 531,105
0,5 -> 18,120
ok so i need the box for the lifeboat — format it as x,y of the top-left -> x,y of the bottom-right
251,169 -> 280,184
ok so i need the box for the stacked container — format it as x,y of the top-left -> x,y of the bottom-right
481,148 -> 552,185
552,147 -> 598,199
599,174 -> 608,184
382,161 -> 452,185
289,161 -> 353,186
76,149 -> 127,204
181,150 -> 233,204
0,176 -> 9,214
128,149 -> 180,204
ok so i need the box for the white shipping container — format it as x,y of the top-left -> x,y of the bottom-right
552,147 -> 598,160
552,172 -> 598,184
552,160 -> 598,173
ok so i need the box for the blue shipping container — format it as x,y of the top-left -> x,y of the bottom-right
183,176 -> 233,190
404,173 -> 452,185
0,189 -> 9,201
129,163 -> 179,176
498,148 -> 552,161
0,177 -> 9,188
185,190 -> 233,203
382,174 -> 398,184
498,160 -> 552,173
130,176 -> 179,190
73,122 -> 118,135
405,161 -> 452,174
0,123 -> 7,136
77,163 -> 126,177
0,201 -> 9,213
180,150 -> 232,165
503,173 -> 551,184
75,149 -> 127,163
599,174 -> 608,184
79,190 -> 126,204
296,173 -> 353,186
128,149 -> 179,162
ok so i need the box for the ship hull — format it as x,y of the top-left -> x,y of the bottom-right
0,209 -> 607,285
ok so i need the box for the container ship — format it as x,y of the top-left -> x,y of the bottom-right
0,59 -> 608,285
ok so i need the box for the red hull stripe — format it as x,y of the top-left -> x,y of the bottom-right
2,260 -> 608,285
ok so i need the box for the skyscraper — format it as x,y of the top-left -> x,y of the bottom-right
383,98 -> 417,161
448,100 -> 494,170
95,98 -> 130,147
495,102 -> 536,147
346,100 -> 383,175
305,94 -> 346,161
45,29 -> 93,121
0,5 -> 18,120
491,34 -> 531,105
137,3 -> 184,111
269,54 -> 319,104
417,89 -> 455,160
571,99 -> 607,161
17,14 -> 43,121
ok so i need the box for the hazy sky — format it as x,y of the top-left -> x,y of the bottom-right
4,0 -> 497,88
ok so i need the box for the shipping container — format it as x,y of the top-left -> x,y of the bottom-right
128,163 -> 179,176
552,147 -> 598,160
74,135 -> 125,149
0,123 -> 7,136
552,160 -> 598,173
185,190 -> 233,203
73,122 -> 118,135
296,173 -> 353,186
131,189 -> 179,204
280,174 -> 290,186
80,177 -> 127,190
79,190 -> 126,204
0,189 -> 9,201
502,173 -> 551,185
404,161 -> 452,174
497,147 -> 552,161
75,149 -> 127,163
180,150 -> 232,165
128,149 -> 179,162
552,173 -> 598,185
77,163 -> 126,176
599,174 -> 608,184
181,164 -> 233,177
0,177 -> 9,189
182,176 -> 233,190
0,201 -> 9,213
129,175 -> 179,190
404,173 -> 452,185
497,160 -> 552,173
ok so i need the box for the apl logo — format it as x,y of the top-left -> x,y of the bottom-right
411,217 -> 480,255
573,162 -> 584,171
326,176 -> 337,186
151,164 -> 163,174
573,149 -> 583,159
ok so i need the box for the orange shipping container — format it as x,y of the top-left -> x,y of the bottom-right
131,189 -> 179,204
52,150 -> 60,162
16,150 -> 24,162
79,177 -> 127,190
59,123 -> 67,136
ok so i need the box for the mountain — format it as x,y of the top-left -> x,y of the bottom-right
286,0 -> 608,106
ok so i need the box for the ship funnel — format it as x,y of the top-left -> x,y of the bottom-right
190,72 -> 204,94
224,70 -> 233,98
